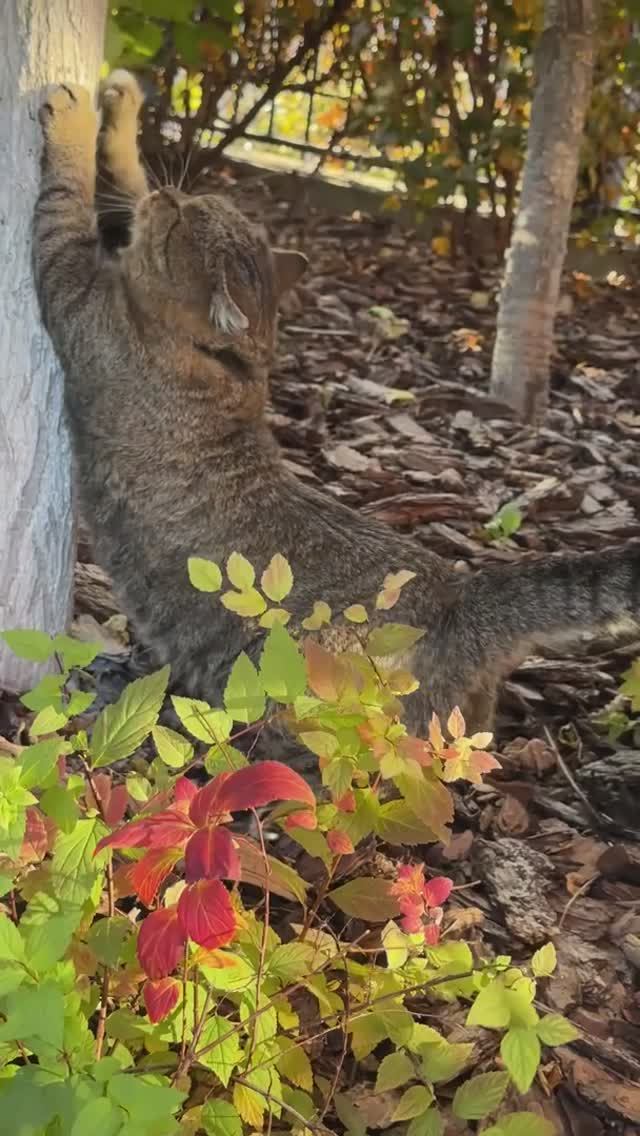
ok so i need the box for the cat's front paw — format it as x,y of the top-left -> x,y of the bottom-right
99,70 -> 144,125
39,84 -> 97,148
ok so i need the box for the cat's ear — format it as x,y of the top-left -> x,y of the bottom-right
209,267 -> 249,334
272,249 -> 308,296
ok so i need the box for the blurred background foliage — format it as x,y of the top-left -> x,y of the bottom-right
104,1 -> 640,250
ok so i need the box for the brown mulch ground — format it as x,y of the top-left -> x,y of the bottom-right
7,171 -> 640,1133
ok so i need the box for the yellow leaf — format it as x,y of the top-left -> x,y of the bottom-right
233,1083 -> 264,1128
383,570 -> 416,592
276,1041 -> 313,1091
431,235 -> 451,258
302,600 -> 332,630
221,589 -> 267,617
226,551 -> 255,591
447,707 -> 466,740
261,553 -> 294,603
344,604 -> 368,624
259,608 -> 291,629
376,587 -> 400,611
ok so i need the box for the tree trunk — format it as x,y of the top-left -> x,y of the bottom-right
489,0 -> 597,422
0,0 -> 106,691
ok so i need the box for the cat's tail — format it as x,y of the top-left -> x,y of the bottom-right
459,541 -> 640,666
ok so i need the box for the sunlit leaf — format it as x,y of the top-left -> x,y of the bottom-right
177,879 -> 236,949
91,666 -> 170,767
137,906 -> 185,979
184,825 -> 240,882
261,553 -> 294,603
144,977 -> 181,1024
188,557 -> 222,592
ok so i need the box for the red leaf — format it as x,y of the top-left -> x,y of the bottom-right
284,809 -> 317,831
21,807 -> 49,863
424,922 -> 441,946
423,876 -> 453,908
96,809 -> 194,854
131,847 -> 183,906
104,784 -> 129,828
335,791 -> 356,813
177,879 -> 236,949
143,977 -> 180,1023
190,763 -> 315,827
184,825 -> 240,883
327,829 -> 354,856
137,906 -> 185,979
174,776 -> 198,810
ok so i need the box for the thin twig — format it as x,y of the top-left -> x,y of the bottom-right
543,727 -> 604,828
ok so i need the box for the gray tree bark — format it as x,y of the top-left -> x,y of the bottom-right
0,1 -> 106,691
489,0 -> 597,422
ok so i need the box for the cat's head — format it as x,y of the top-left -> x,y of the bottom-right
124,187 -> 307,356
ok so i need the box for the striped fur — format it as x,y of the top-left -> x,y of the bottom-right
32,75 -> 640,766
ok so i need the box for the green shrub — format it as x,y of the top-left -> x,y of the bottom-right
0,555 -> 576,1134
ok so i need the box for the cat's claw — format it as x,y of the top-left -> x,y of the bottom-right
99,70 -> 144,120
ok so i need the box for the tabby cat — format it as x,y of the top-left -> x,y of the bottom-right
32,72 -> 640,760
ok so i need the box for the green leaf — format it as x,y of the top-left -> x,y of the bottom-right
420,1040 -> 474,1084
367,623 -> 425,657
377,799 -> 440,845
382,920 -> 408,970
20,673 -> 65,711
41,785 -> 79,833
172,696 -> 232,744
261,554 -> 294,603
196,1014 -> 243,1086
88,916 -> 134,967
259,622 -> 306,702
91,665 -> 169,767
531,941 -> 557,978
52,634 -> 101,670
107,1073 -> 185,1124
152,725 -> 193,769
375,1050 -> 415,1092
0,980 -> 64,1052
1,629 -> 54,662
19,889 -> 80,972
224,653 -> 265,724
485,1113 -> 556,1136
51,816 -> 106,907
70,1096 -> 125,1136
202,1098 -> 243,1136
328,876 -> 398,920
500,1027 -> 540,1093
0,912 -> 26,964
204,743 -> 248,777
66,690 -> 96,717
407,1108 -> 444,1136
31,705 -> 68,735
226,552 -> 255,590
19,737 -> 69,789
392,1084 -> 434,1122
536,1014 -> 580,1046
188,557 -> 223,592
452,1071 -> 510,1120
466,978 -> 511,1029
268,942 -> 316,982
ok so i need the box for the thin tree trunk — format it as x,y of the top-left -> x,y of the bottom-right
0,0 -> 106,690
489,0 -> 597,422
